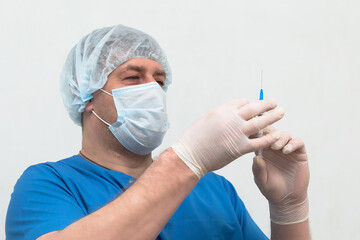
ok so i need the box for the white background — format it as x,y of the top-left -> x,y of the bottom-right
1,0 -> 359,239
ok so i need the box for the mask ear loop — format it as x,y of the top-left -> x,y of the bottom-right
92,110 -> 111,126
100,88 -> 113,96
91,89 -> 113,127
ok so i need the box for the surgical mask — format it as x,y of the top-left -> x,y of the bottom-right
92,82 -> 169,155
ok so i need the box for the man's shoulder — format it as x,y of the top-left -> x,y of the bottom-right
199,172 -> 239,197
198,172 -> 234,191
19,155 -> 79,182
201,172 -> 229,184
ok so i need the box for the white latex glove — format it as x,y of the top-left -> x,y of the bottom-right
172,98 -> 285,178
252,126 -> 309,225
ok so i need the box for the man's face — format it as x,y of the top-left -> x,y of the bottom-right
88,57 -> 166,132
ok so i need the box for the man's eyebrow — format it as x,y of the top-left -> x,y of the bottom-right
125,65 -> 146,73
117,65 -> 145,77
119,64 -> 166,78
154,69 -> 166,77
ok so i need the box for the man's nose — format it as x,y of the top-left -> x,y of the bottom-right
144,75 -> 157,83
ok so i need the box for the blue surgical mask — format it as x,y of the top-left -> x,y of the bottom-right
92,82 -> 169,155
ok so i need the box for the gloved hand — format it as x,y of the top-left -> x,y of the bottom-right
252,126 -> 309,225
171,98 -> 285,178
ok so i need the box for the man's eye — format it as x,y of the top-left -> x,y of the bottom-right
156,81 -> 164,87
126,76 -> 139,80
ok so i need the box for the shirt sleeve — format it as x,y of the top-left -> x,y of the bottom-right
6,163 -> 86,240
220,176 -> 269,240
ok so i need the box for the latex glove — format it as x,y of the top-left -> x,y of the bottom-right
252,126 -> 310,225
172,98 -> 284,178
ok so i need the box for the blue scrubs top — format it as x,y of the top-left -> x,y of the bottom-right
6,155 -> 268,240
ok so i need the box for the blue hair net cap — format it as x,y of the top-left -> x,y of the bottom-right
60,24 -> 172,126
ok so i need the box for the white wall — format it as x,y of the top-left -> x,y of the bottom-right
1,0 -> 359,239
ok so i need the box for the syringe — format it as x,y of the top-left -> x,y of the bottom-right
258,70 -> 264,157
259,70 -> 264,100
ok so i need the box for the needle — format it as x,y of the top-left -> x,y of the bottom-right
260,70 -> 264,100
258,70 -> 264,157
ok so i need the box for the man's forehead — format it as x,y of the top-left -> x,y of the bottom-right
117,58 -> 165,73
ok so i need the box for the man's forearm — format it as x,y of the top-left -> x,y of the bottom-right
271,220 -> 311,240
38,148 -> 199,240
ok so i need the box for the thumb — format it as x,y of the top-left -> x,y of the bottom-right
252,156 -> 267,189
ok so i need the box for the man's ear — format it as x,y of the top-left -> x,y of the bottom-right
85,99 -> 94,112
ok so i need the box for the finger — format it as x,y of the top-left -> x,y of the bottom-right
271,132 -> 292,150
243,107 -> 285,136
249,125 -> 276,139
227,98 -> 249,109
252,156 -> 268,189
246,131 -> 281,152
263,125 -> 277,135
283,137 -> 306,154
238,98 -> 278,120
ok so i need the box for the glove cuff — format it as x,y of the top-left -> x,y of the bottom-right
269,197 -> 309,225
171,141 -> 206,179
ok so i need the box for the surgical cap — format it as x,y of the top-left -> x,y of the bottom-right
60,24 -> 172,126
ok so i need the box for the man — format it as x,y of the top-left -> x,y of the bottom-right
6,25 -> 310,239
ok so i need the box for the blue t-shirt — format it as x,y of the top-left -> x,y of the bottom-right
6,155 -> 268,240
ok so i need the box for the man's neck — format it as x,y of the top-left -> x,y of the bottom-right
80,142 -> 153,179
